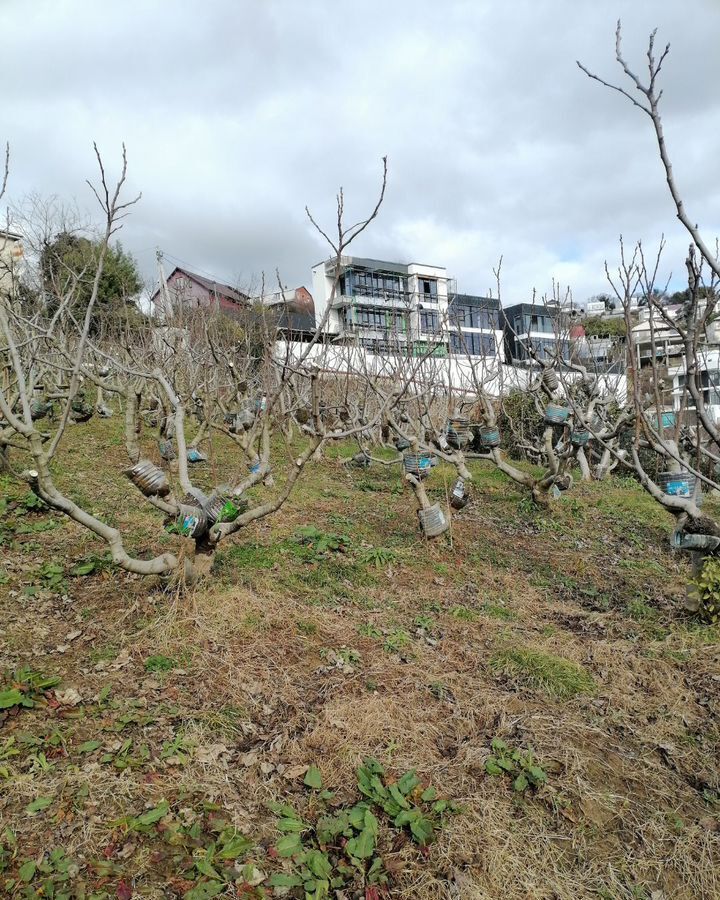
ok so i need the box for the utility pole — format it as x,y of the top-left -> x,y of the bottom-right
155,249 -> 172,322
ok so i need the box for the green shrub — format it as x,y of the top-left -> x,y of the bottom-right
693,557 -> 720,624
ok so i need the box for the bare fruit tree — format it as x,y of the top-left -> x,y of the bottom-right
576,23 -> 720,618
0,147 -> 390,582
578,22 -> 720,286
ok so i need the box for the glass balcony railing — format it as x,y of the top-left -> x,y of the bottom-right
350,284 -> 412,303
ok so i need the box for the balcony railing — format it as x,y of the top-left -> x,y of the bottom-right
351,284 -> 411,302
330,292 -> 412,310
637,344 -> 684,360
342,323 -> 410,341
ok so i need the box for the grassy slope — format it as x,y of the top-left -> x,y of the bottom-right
0,417 -> 719,899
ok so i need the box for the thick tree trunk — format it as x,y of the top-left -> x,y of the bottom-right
577,447 -> 591,481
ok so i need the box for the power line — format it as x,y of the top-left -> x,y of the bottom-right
160,250 -> 236,287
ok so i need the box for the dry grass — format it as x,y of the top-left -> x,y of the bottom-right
0,419 -> 719,898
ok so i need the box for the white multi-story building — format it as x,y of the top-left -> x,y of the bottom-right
584,296 -> 639,318
310,256 -> 503,360
0,230 -> 23,297
631,304 -> 720,426
631,305 -> 684,368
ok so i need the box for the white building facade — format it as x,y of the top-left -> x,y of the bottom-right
0,230 -> 23,298
631,304 -> 720,426
311,256 -> 503,361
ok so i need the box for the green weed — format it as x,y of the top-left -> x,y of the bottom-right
144,654 -> 176,673
383,629 -> 411,654
295,525 -> 350,555
265,756 -> 459,895
0,669 -> 61,713
359,546 -> 396,568
485,737 -> 548,793
625,598 -> 659,622
413,614 -> 435,632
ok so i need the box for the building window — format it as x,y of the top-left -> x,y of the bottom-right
679,370 -> 718,403
449,303 -> 498,330
352,307 -> 408,333
450,332 -> 496,357
473,308 -> 496,330
519,313 -> 554,334
420,310 -> 440,333
349,268 -> 406,301
419,278 -> 438,299
388,311 -> 408,332
528,336 -> 570,360
355,307 -> 387,329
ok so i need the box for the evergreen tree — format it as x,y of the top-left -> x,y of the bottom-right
40,232 -> 144,333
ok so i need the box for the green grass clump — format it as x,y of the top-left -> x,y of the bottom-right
625,597 -> 659,622
490,646 -> 596,698
144,655 -> 176,673
481,602 -> 517,621
450,605 -> 478,622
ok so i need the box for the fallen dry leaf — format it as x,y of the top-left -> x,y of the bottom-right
55,687 -> 82,707
110,649 -> 132,670
196,743 -> 230,764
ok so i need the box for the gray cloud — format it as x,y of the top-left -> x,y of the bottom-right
2,0 -> 719,303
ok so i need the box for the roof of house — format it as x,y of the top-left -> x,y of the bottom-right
276,307 -> 317,335
449,293 -> 500,310
501,302 -> 564,316
175,267 -> 249,304
316,256 -> 447,275
151,266 -> 249,305
265,289 -> 317,334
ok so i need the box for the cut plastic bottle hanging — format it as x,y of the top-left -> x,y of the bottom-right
418,504 -> 449,537
158,440 -> 176,461
124,460 -> 170,497
450,477 -> 469,510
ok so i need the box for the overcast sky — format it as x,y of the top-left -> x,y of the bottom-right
2,0 -> 719,305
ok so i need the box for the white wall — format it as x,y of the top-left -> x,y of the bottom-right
311,262 -> 342,336
275,340 -> 626,402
